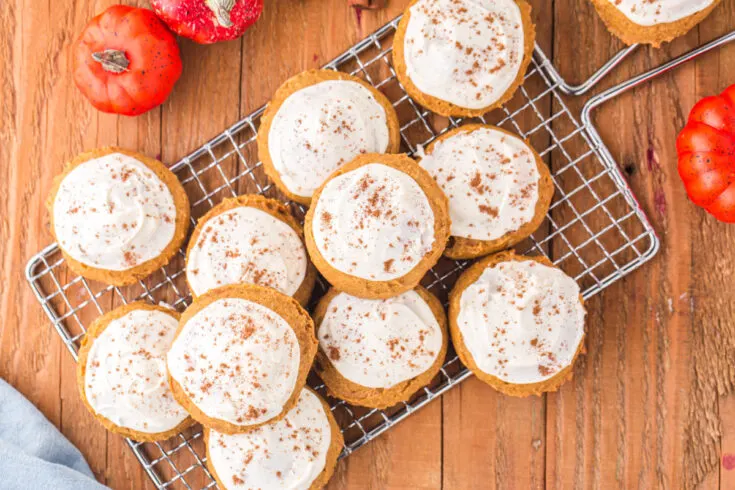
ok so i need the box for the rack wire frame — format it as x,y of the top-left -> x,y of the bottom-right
24,17 -> 659,490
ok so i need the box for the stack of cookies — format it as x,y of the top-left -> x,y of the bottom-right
49,1 -> 594,488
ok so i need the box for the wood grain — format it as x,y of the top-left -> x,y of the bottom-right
2,0 -> 735,489
685,4 -> 735,486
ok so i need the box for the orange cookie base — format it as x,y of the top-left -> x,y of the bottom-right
76,302 -> 195,442
304,153 -> 451,299
258,69 -> 402,206
48,146 -> 190,287
167,284 -> 317,434
448,251 -> 586,397
313,286 -> 448,409
393,0 -> 536,118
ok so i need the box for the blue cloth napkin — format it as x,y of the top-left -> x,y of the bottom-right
0,378 -> 108,490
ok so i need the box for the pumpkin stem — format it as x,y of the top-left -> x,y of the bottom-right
205,0 -> 236,28
91,49 -> 130,73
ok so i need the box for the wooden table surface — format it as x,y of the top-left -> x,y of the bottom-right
3,0 -> 735,489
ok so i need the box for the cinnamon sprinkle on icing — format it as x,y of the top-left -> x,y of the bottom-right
207,389 -> 332,489
166,298 -> 300,427
83,307 -> 188,433
318,291 -> 443,389
186,205 -> 307,298
53,153 -> 177,271
456,258 -> 585,384
268,79 -> 391,199
607,0 -> 714,26
419,127 -> 540,240
312,163 -> 436,281
403,0 -> 526,109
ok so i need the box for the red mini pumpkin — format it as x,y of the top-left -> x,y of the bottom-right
677,84 -> 735,223
151,0 -> 264,44
73,5 -> 183,116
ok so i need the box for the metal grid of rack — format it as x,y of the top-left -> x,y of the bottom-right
25,16 -> 660,490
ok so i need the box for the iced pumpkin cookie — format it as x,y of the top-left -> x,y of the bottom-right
304,153 -> 451,299
589,0 -> 720,46
77,302 -> 192,441
313,287 -> 447,409
418,124 -> 553,259
186,195 -> 316,306
205,388 -> 343,490
449,251 -> 586,396
48,147 -> 190,286
258,69 -> 401,205
166,284 -> 317,434
393,0 -> 535,117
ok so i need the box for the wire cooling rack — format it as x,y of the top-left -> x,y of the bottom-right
23,14 -> 695,489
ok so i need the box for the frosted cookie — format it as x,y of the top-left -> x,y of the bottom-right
186,195 -> 316,306
589,0 -> 720,46
205,388 -> 342,490
393,0 -> 536,117
304,153 -> 451,299
313,287 -> 447,409
418,124 -> 553,259
258,69 -> 401,205
449,251 -> 586,396
48,147 -> 190,286
166,284 -> 317,433
76,302 -> 192,441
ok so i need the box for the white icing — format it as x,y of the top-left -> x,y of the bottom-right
53,152 -> 177,271
403,0 -> 526,110
186,206 -> 308,297
419,127 -> 540,241
318,290 -> 443,389
311,163 -> 435,281
608,0 -> 714,26
268,79 -> 391,199
83,308 -> 188,434
166,298 -> 300,426
456,259 -> 585,384
207,389 -> 332,490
